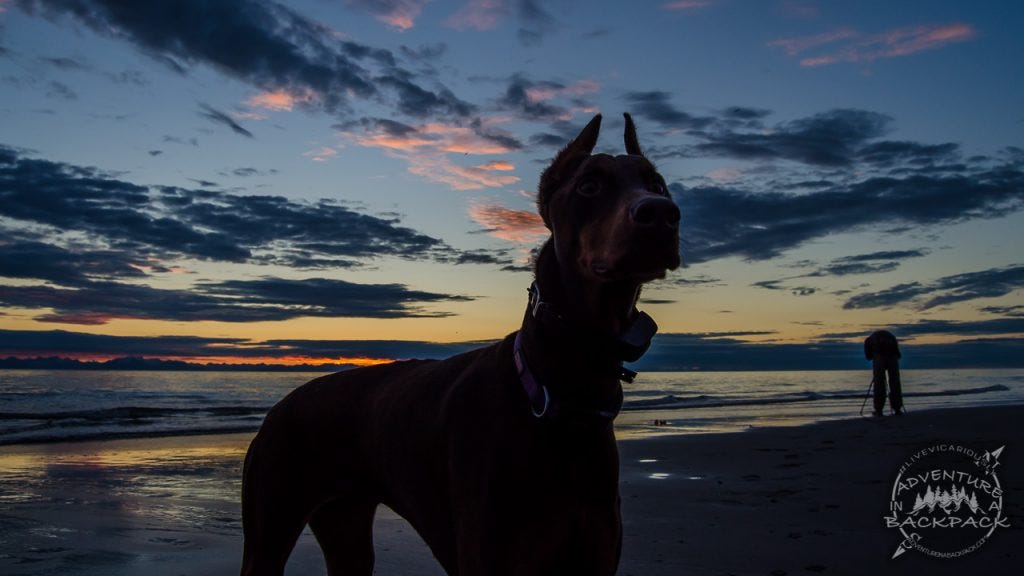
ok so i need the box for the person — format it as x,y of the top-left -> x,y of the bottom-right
864,330 -> 903,416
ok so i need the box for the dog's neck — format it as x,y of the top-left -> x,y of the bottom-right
535,241 -> 642,335
515,241 -> 645,419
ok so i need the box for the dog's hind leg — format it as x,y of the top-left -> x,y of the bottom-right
240,433 -> 316,576
309,496 -> 378,576
239,492 -> 309,576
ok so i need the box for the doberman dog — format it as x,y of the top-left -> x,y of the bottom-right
240,113 -> 681,575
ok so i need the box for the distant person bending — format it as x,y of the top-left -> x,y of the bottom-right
864,330 -> 903,416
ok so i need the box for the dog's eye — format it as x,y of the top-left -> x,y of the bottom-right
576,180 -> 600,197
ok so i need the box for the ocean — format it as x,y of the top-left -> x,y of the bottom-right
1,368 -> 1021,445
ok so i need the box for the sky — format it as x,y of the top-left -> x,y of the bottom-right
0,0 -> 1022,369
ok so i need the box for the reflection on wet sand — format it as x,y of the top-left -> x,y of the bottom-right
0,434 -> 254,575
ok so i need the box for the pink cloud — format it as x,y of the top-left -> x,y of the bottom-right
303,146 -> 339,162
342,119 -> 520,190
245,88 -> 317,112
468,201 -> 547,243
662,0 -> 713,10
767,28 -> 859,56
347,122 -> 514,155
408,156 -> 519,190
770,23 -> 977,68
446,0 -> 506,30
524,79 -> 601,104
878,23 -> 977,58
357,0 -> 431,31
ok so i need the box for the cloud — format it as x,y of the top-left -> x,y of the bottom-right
0,145 -> 456,269
751,279 -> 817,297
623,91 -> 714,131
525,78 -> 599,105
303,146 -> 339,162
446,0 -> 505,30
857,140 -> 960,168
816,249 -> 928,276
676,161 -> 1024,263
662,1 -> 714,11
374,71 -> 477,118
0,329 -> 250,358
4,326 -> 1022,369
45,80 -> 77,100
767,28 -> 859,56
769,23 -> 976,67
244,88 -> 317,112
343,118 -> 515,155
16,0 -> 470,121
747,250 -> 929,299
499,74 -> 599,121
39,55 -> 88,70
842,265 -> 1024,310
0,238 -> 147,284
634,332 -> 1024,371
515,0 -> 558,46
399,42 -> 447,62
0,329 -> 491,361
696,108 -> 892,167
345,0 -> 430,30
820,317 -> 1024,340
339,118 -> 521,190
980,305 -> 1024,317
407,155 -> 519,190
198,103 -> 254,138
467,201 -> 547,243
635,101 -> 958,170
0,276 -> 472,324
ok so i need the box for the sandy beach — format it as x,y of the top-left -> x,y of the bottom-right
1,405 -> 1020,575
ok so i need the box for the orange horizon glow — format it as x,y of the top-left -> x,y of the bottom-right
2,353 -> 396,367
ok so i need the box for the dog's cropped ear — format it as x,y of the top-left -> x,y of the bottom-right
624,113 -> 643,156
537,114 -> 602,228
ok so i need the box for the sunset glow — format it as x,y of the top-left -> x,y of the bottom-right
0,1 -> 1021,369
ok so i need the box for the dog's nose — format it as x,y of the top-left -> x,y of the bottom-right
630,197 -> 680,228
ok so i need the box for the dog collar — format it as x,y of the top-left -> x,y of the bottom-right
513,330 -> 551,418
513,330 -> 624,421
527,282 -> 653,381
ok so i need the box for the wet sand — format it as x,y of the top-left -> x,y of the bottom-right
0,405 -> 1020,575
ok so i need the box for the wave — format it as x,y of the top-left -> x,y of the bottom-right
0,384 -> 1013,445
0,405 -> 270,446
0,405 -> 270,422
621,384 -> 1011,411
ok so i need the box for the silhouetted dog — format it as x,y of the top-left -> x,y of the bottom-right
240,113 -> 681,575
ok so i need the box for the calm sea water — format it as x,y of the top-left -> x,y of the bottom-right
0,368 -> 1021,445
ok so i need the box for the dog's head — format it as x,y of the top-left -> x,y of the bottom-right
537,113 -> 681,284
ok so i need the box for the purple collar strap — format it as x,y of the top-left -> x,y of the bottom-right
513,330 -> 622,421
513,330 -> 550,418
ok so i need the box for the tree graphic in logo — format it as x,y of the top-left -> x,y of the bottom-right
909,485 -> 981,516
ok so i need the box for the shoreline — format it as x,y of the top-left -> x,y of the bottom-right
3,398 -> 1022,448
0,405 -> 1020,575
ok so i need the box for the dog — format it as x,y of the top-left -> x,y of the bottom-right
240,113 -> 681,575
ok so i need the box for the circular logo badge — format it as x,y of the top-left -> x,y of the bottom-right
884,444 -> 1009,559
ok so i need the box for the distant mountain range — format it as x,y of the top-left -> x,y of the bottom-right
0,356 -> 353,372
